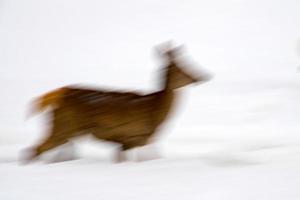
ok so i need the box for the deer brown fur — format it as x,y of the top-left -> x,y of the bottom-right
25,45 -> 211,162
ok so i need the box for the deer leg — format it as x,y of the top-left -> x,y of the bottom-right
123,135 -> 160,162
23,109 -> 76,163
114,143 -> 135,163
23,134 -> 68,162
115,136 -> 149,163
136,143 -> 161,162
115,146 -> 127,163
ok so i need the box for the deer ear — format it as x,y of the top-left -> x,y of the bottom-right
155,41 -> 174,55
172,44 -> 185,55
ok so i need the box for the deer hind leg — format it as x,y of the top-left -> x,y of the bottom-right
29,134 -> 68,161
23,109 -> 77,163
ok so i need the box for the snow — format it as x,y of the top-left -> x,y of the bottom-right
1,0 -> 300,199
1,141 -> 300,200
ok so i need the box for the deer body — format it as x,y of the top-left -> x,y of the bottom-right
26,45 -> 210,162
57,86 -> 175,148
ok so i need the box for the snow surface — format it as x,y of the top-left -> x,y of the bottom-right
1,0 -> 300,199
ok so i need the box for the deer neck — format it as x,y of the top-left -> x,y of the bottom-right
160,68 -> 177,111
151,83 -> 176,128
161,87 -> 176,114
163,71 -> 173,91
150,66 -> 179,126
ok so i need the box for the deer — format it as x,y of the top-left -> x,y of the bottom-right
23,44 -> 211,163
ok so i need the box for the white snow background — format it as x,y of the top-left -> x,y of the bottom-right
1,0 -> 300,199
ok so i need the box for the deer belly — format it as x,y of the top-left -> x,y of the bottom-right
91,118 -> 152,143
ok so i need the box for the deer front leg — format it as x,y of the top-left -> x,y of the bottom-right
115,135 -> 149,163
136,143 -> 161,162
115,146 -> 128,163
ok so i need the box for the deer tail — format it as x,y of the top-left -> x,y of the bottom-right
27,87 -> 67,118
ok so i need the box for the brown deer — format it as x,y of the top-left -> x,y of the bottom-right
24,44 -> 211,163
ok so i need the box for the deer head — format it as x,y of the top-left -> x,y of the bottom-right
157,43 -> 211,90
